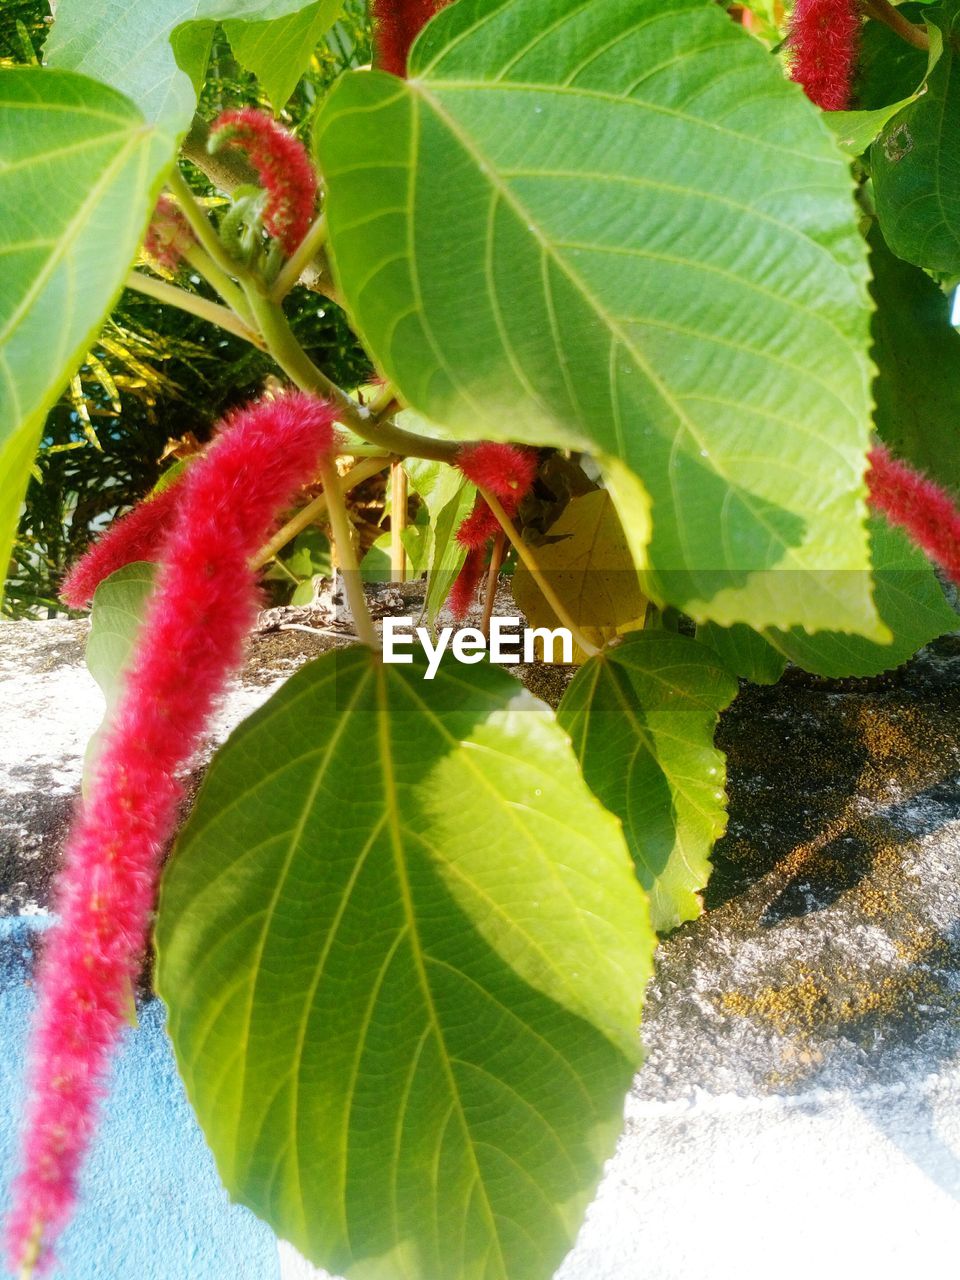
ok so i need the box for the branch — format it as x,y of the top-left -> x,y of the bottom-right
862,0 -> 930,50
319,456 -> 378,648
251,455 -> 392,569
241,283 -> 462,462
125,272 -> 266,349
166,166 -> 244,285
479,486 -> 600,657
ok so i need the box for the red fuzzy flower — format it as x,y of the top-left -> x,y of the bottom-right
448,547 -> 486,620
786,0 -> 861,111
209,109 -> 318,254
6,393 -> 336,1275
372,0 -> 451,77
457,442 -> 539,506
143,195 -> 194,272
447,443 -> 538,618
867,445 -> 960,588
60,479 -> 185,609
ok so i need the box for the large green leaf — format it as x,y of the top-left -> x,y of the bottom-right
46,0 -> 334,132
0,69 -> 171,602
870,225 -> 960,492
873,4 -> 960,273
83,562 -> 157,789
223,0 -> 343,111
695,620 -> 786,686
557,632 -> 737,933
762,517 -> 958,677
316,0 -> 881,638
156,648 -> 653,1280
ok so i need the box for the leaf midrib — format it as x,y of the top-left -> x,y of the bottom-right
0,126 -> 151,351
375,660 -> 506,1279
411,82 -> 852,577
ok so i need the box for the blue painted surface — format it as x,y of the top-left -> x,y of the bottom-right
0,917 -> 280,1280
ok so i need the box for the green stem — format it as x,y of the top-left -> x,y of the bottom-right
183,244 -> 255,326
367,380 -> 401,417
271,214 -> 329,301
862,0 -> 929,49
252,455 -> 391,569
167,167 -> 246,284
479,487 -> 601,657
125,272 -> 265,349
241,284 -> 461,462
319,457 -> 378,648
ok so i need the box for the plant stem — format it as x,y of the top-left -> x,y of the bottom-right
183,245 -> 255,327
251,455 -> 391,569
125,272 -> 265,349
319,457 -> 378,648
167,166 -> 246,284
862,0 -> 929,49
367,380 -> 402,417
271,214 -> 329,301
241,284 -> 462,462
391,461 -> 408,582
479,487 -> 601,657
481,531 -> 505,638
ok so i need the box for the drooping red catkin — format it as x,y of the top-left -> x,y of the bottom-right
448,546 -> 486,620
456,442 -> 539,504
786,0 -> 861,111
143,195 -> 194,272
6,392 -> 336,1276
447,444 -> 538,618
209,109 -> 318,254
60,479 -> 185,609
867,445 -> 960,588
372,0 -> 450,77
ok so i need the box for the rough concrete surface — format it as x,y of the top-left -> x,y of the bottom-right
4,611 -> 960,1278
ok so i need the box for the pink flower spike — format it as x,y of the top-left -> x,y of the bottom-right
6,391 -> 337,1276
209,109 -> 318,254
786,0 -> 861,111
143,195 -> 194,272
867,445 -> 960,588
456,443 -> 538,513
455,496 -> 501,551
372,0 -> 451,77
448,546 -> 486,620
60,480 -> 185,609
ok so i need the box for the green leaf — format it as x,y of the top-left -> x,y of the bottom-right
283,526 -> 331,579
359,531 -> 393,581
84,562 -> 156,789
404,457 -> 475,623
428,484 -> 475,623
825,24 -> 941,158
558,632 -> 738,933
224,0 -> 343,111
316,0 -> 881,638
762,517 -> 959,677
0,68 -> 171,604
156,648 -> 653,1280
873,7 -> 960,272
696,620 -> 785,685
870,224 -> 960,492
46,0 -> 329,132
513,490 -> 647,663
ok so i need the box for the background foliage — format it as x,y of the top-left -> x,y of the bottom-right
0,0 -> 371,617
